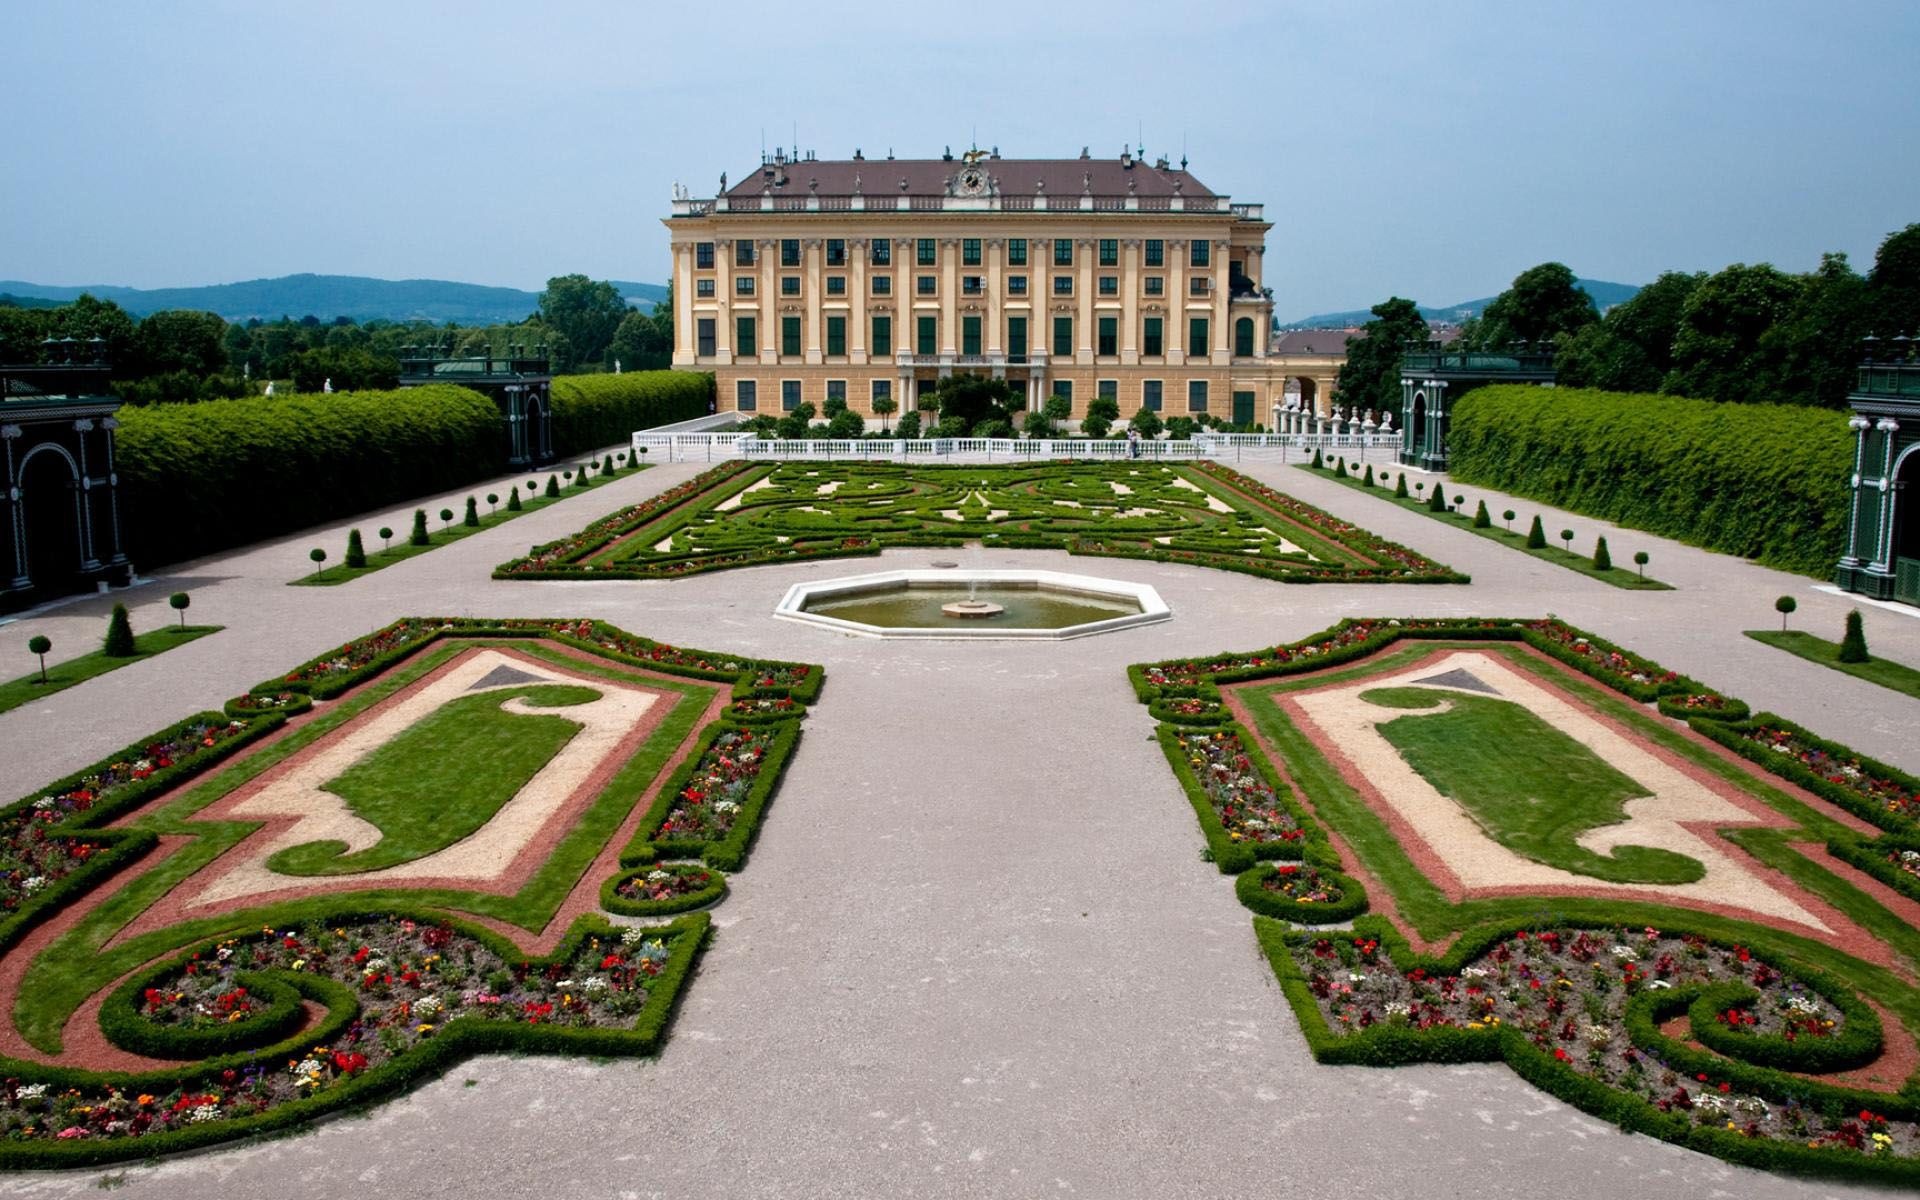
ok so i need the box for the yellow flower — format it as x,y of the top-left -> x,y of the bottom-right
416,1024 -> 435,1035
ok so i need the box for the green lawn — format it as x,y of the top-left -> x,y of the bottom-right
1307,461 -> 1673,589
0,625 -> 223,715
1744,629 -> 1920,700
1363,685 -> 1702,884
292,459 -> 649,586
267,683 -> 598,875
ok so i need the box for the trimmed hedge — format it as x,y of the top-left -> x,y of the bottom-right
1447,385 -> 1853,576
600,862 -> 730,917
623,718 -> 803,872
1235,860 -> 1369,923
115,385 -> 504,570
549,371 -> 713,457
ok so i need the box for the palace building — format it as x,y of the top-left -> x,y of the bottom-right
664,145 -> 1339,428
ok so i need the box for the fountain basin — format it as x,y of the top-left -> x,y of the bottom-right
775,569 -> 1170,640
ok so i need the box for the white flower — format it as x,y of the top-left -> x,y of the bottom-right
1693,1092 -> 1727,1115
714,800 -> 740,815
16,1083 -> 47,1101
364,957 -> 388,973
1384,1001 -> 1410,1017
1734,1095 -> 1769,1116
1785,995 -> 1822,1016
189,1103 -> 223,1123
1461,967 -> 1489,979
33,798 -> 56,811
646,870 -> 671,884
1347,971 -> 1367,983
1646,979 -> 1672,990
1583,1023 -> 1612,1047
1609,944 -> 1637,961
415,996 -> 443,1018
581,977 -> 610,994
19,877 -> 46,895
620,928 -> 646,947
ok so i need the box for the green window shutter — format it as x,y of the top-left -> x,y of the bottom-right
962,316 -> 981,356
1097,316 -> 1117,356
1007,317 -> 1027,360
1189,318 -> 1208,356
736,317 -> 756,357
917,315 -> 936,356
782,316 -> 801,357
872,316 -> 891,357
1144,318 -> 1163,357
1053,316 -> 1073,358
827,316 -> 846,357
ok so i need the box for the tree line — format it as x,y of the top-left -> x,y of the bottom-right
1335,223 -> 1920,415
0,274 -> 674,405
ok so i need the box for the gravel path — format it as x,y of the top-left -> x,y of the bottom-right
0,454 -> 1914,1198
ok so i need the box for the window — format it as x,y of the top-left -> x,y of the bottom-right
736,379 -> 757,410
963,238 -> 981,266
827,379 -> 847,406
1142,380 -> 1163,411
826,239 -> 846,266
1189,276 -> 1211,296
1098,275 -> 1118,296
1097,316 -> 1117,357
1143,317 -> 1163,357
916,378 -> 934,403
781,275 -> 800,296
1187,379 -> 1209,412
735,316 -> 756,356
696,279 -> 715,298
962,315 -> 982,356
962,275 -> 983,296
1189,317 -> 1209,357
826,276 -> 846,296
917,315 -> 936,356
917,275 -> 937,296
1052,315 -> 1073,358
1235,317 -> 1255,357
1098,379 -> 1117,402
1051,379 -> 1072,411
1053,240 -> 1073,266
1053,275 -> 1073,296
871,379 -> 892,404
782,379 -> 802,411
696,242 -> 715,269
1144,276 -> 1163,296
781,239 -> 800,267
1099,238 -> 1118,266
1007,275 -> 1027,296
917,238 -> 936,265
734,241 -> 755,267
872,315 -> 892,357
872,275 -> 892,295
697,318 -> 715,357
781,316 -> 801,357
871,238 -> 891,265
1190,240 -> 1211,268
1007,316 -> 1027,361
735,276 -> 755,295
1008,238 -> 1028,266
826,316 -> 846,357
1145,239 -> 1164,267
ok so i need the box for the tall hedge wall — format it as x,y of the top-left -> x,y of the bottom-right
115,385 -> 504,569
549,371 -> 713,456
1447,385 -> 1854,575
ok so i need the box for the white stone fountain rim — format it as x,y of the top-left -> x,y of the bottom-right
773,569 -> 1171,641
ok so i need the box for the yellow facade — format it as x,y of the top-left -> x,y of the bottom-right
663,150 -> 1340,428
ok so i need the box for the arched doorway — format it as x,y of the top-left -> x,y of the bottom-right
527,390 -> 553,463
1896,448 -> 1920,606
19,446 -> 83,593
1409,391 -> 1429,458
1295,376 -> 1318,414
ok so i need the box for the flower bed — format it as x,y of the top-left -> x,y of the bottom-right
1267,919 -> 1919,1180
1235,861 -> 1368,923
494,462 -> 753,577
601,861 -> 728,916
0,912 -> 706,1168
1158,725 -> 1310,874
631,722 -> 801,871
1697,715 -> 1920,834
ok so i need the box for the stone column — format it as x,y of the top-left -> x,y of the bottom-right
851,239 -> 869,364
940,239 -> 958,355
1121,239 -> 1140,364
805,238 -> 824,364
715,240 -> 734,361
1843,414 -> 1871,565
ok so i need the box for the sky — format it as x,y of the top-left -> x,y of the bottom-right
7,0 -> 1919,320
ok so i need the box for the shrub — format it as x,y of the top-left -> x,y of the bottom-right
1427,482 -> 1447,512
1526,515 -> 1547,549
1362,464 -> 1374,486
601,457 -> 616,477
1311,448 -> 1323,468
1502,508 -> 1515,530
114,385 -> 501,569
27,635 -> 50,683
168,591 -> 191,629
344,528 -> 367,568
1774,594 -> 1797,631
545,474 -> 560,498
1560,528 -> 1575,551
546,371 -> 712,457
439,508 -> 454,529
486,492 -> 499,513
1473,499 -> 1491,528
102,603 -> 136,657
1448,385 -> 1852,575
409,509 -> 430,546
464,496 -> 480,527
1633,549 -> 1649,577
575,464 -> 592,489
377,526 -> 393,550
1394,473 -> 1409,499
1839,610 -> 1870,663
307,548 -> 327,579
1592,535 -> 1611,570
507,486 -> 522,512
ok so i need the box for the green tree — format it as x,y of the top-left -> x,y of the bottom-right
27,634 -> 51,684
1473,499 -> 1490,528
308,548 -> 327,579
933,374 -> 1022,435
1554,271 -> 1704,392
131,310 -> 229,378
1774,594 -> 1797,631
1868,223 -> 1920,334
1526,515 -> 1547,549
464,496 -> 480,526
1084,396 -> 1120,438
607,307 -> 670,370
168,591 -> 191,628
1838,610 -> 1870,663
872,396 -> 898,432
1334,297 -> 1429,420
1663,263 -> 1804,402
1427,482 -> 1447,512
1592,535 -> 1612,570
507,487 -> 522,512
1467,262 -> 1598,349
825,409 -> 865,439
537,275 -> 627,370
345,528 -> 367,568
410,508 -> 430,546
46,294 -> 137,366
102,603 -> 136,656
1750,252 -> 1870,407
288,347 -> 399,393
1129,408 -> 1163,439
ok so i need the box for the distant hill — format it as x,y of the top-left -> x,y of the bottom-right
0,293 -> 62,309
0,273 -> 667,324
1286,278 -> 1640,329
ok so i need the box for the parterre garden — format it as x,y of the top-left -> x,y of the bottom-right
494,460 -> 1465,584
0,617 -> 818,1167
1130,617 -> 1920,1184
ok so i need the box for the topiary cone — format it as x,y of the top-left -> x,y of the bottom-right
1526,515 -> 1547,549
1427,482 -> 1447,512
345,528 -> 367,569
1394,473 -> 1409,499
1473,500 -> 1491,528
1839,610 -> 1870,663
545,475 -> 560,498
1592,536 -> 1612,571
507,486 -> 523,512
464,496 -> 480,527
102,603 -> 136,657
410,509 -> 431,546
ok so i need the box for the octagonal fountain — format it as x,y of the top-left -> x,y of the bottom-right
774,569 -> 1170,640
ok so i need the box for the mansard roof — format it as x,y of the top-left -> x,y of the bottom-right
722,151 -> 1215,202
